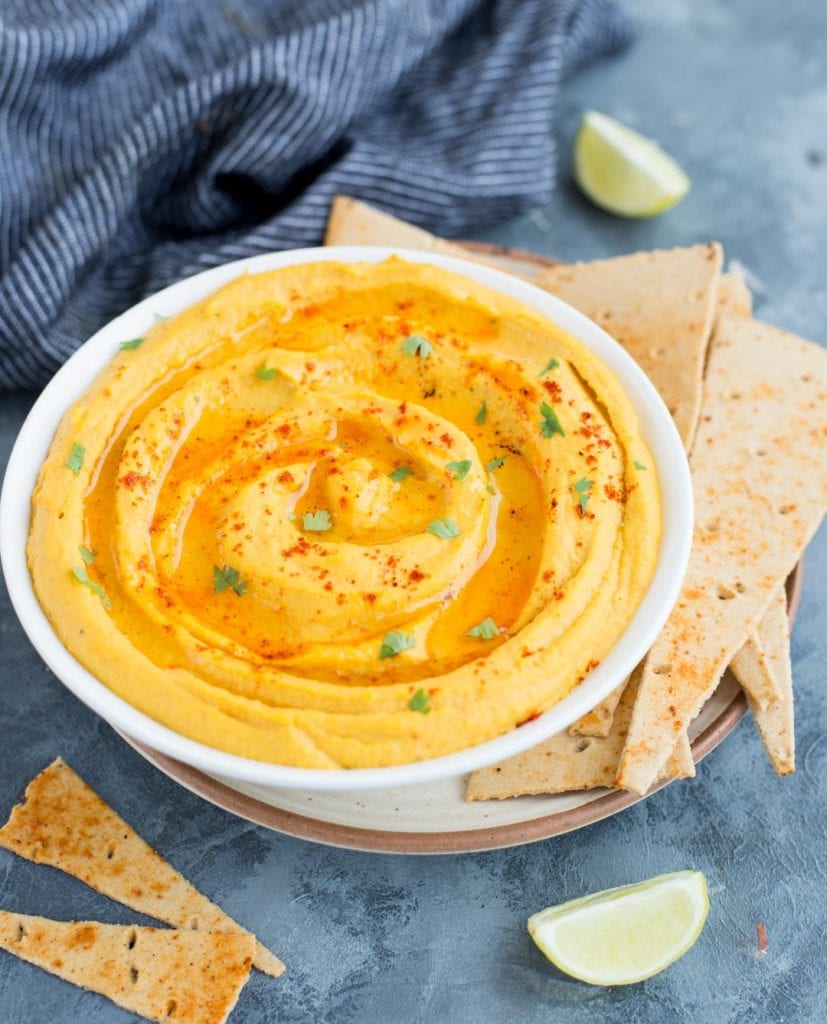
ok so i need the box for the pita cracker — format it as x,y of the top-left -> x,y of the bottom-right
325,195 -> 464,252
717,271 -> 753,318
545,259 -> 756,742
617,316 -> 827,794
537,244 -> 722,448
717,271 -> 794,725
745,586 -> 795,774
467,671 -> 693,801
0,911 -> 253,1024
730,630 -> 783,710
0,759 -> 283,977
325,195 -> 472,257
714,275 -> 794,721
544,246 -> 723,744
325,195 -> 523,275
569,676 -> 629,737
666,730 -> 695,779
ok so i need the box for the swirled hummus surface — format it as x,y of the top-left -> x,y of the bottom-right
28,259 -> 660,768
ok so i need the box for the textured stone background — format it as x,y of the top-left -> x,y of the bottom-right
1,1 -> 825,1021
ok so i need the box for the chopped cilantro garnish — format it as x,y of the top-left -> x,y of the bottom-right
71,565 -> 111,608
78,545 -> 96,565
119,337 -> 145,351
426,517 -> 460,540
303,509 -> 333,532
485,454 -> 507,473
574,477 -> 594,514
466,616 -> 501,640
66,443 -> 86,475
539,402 -> 565,438
255,363 -> 278,381
446,459 -> 472,481
213,564 -> 247,596
486,483 -> 496,495
475,400 -> 487,424
380,631 -> 416,660
389,466 -> 414,482
408,688 -> 431,714
634,461 -> 648,471
401,334 -> 433,358
539,357 -> 560,376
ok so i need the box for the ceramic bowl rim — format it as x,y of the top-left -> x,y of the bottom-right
0,246 -> 693,791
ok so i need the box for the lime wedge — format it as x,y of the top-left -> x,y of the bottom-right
527,870 -> 709,985
574,111 -> 690,218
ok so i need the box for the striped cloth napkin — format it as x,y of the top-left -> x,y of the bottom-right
0,0 -> 632,388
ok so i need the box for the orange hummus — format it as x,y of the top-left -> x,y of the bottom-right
27,259 -> 660,768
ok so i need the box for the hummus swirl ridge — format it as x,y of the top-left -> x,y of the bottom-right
28,260 -> 661,768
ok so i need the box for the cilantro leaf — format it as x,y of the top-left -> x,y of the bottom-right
539,357 -> 560,376
446,459 -> 472,481
475,400 -> 487,424
408,688 -> 431,714
426,517 -> 460,540
213,564 -> 247,596
539,402 -> 565,438
380,631 -> 416,660
485,454 -> 507,473
401,334 -> 433,358
466,616 -> 501,640
66,443 -> 86,475
389,466 -> 414,482
573,477 -> 594,514
79,545 -> 97,565
119,337 -> 145,351
255,363 -> 278,381
302,509 -> 333,532
71,565 -> 112,608
634,461 -> 648,471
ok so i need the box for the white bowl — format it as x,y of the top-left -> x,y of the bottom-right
0,247 -> 692,792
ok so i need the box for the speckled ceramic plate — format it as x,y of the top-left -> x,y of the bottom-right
117,245 -> 805,856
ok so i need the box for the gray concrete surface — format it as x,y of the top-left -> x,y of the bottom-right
1,1 -> 825,1021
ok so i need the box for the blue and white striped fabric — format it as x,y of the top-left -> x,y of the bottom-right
0,0 -> 631,389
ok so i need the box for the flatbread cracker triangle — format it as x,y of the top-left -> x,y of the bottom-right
730,628 -> 783,710
326,195 -> 477,256
0,759 -> 283,977
742,585 -> 795,774
325,195 -> 527,275
568,677 -> 629,738
467,669 -> 693,801
717,271 -> 753,318
567,266 -> 766,740
0,910 -> 253,1024
716,272 -> 793,758
537,245 -> 723,449
715,274 -> 792,729
616,316 -> 827,794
